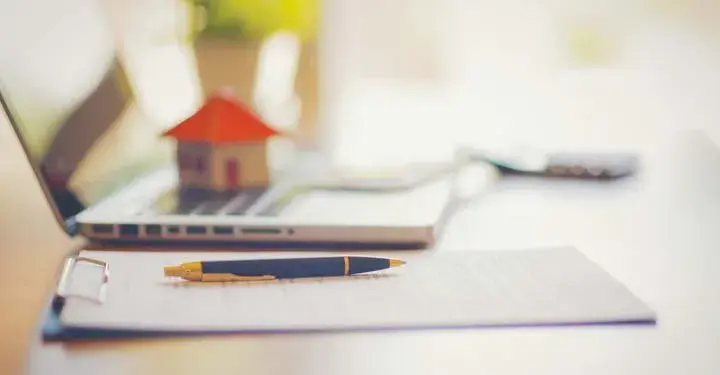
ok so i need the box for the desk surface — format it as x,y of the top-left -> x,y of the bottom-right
2,114 -> 720,374
4,2 -> 720,373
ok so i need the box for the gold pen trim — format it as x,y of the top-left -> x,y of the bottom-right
200,274 -> 276,282
344,256 -> 350,276
164,262 -> 277,282
164,262 -> 203,281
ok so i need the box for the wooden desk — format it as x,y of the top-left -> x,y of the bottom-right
3,103 -> 720,374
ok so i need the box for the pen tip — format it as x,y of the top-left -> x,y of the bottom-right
389,259 -> 406,268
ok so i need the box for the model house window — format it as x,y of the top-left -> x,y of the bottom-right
180,155 -> 192,170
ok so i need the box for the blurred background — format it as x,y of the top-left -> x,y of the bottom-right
2,0 -> 720,179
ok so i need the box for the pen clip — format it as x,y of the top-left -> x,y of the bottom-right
55,255 -> 110,305
200,274 -> 276,282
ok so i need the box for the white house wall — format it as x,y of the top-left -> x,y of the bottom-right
210,142 -> 269,190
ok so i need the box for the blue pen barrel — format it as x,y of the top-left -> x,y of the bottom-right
348,257 -> 390,274
200,257 -> 390,279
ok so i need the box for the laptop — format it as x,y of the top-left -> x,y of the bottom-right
0,37 -> 477,250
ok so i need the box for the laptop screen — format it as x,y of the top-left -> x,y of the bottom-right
1,2 -> 328,231
0,4 -> 172,227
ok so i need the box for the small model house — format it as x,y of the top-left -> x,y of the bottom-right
162,90 -> 279,191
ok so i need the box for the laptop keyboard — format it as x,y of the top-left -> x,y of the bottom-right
140,187 -> 270,216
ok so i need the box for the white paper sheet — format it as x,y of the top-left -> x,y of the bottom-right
60,248 -> 655,332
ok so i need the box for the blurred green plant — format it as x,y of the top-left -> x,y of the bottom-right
186,0 -> 319,41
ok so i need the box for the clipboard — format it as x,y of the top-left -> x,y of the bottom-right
42,247 -> 657,341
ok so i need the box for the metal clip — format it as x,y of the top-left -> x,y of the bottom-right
55,255 -> 110,305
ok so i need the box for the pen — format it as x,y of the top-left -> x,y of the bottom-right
163,256 -> 406,282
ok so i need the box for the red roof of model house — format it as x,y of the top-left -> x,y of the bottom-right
162,91 -> 279,144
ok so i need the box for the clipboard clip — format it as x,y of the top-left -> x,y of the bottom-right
54,255 -> 109,307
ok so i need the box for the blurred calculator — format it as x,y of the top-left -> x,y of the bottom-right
468,148 -> 638,180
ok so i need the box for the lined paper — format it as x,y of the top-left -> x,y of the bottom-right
60,248 -> 655,332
